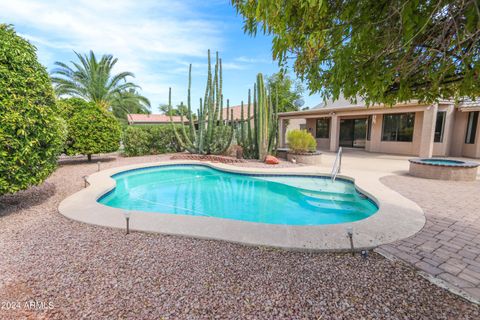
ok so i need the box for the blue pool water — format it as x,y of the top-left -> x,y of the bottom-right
98,165 -> 378,225
418,159 -> 465,166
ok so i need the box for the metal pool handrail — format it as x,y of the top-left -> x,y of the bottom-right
331,147 -> 343,182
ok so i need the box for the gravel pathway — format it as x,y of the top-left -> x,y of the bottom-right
0,154 -> 478,319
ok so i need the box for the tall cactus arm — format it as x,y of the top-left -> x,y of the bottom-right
187,64 -> 196,143
253,83 -> 258,157
247,89 -> 252,148
168,87 -> 195,153
240,101 -> 245,145
219,109 -> 236,154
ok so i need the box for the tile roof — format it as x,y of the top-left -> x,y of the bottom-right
458,98 -> 480,108
127,104 -> 252,124
127,114 -> 185,124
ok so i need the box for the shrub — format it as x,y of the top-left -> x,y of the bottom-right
58,98 -> 121,161
122,125 -> 183,157
286,129 -> 317,153
0,25 -> 65,195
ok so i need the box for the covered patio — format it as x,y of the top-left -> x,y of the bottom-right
278,99 -> 480,159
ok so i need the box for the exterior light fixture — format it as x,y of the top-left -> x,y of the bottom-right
346,226 -> 354,256
83,175 -> 89,188
97,161 -> 101,172
124,211 -> 131,235
361,250 -> 368,260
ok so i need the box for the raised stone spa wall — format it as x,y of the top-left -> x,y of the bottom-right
409,162 -> 478,181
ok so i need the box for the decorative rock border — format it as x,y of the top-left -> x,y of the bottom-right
170,154 -> 244,163
409,158 -> 479,181
59,160 -> 425,251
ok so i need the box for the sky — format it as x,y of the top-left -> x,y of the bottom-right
0,0 -> 322,111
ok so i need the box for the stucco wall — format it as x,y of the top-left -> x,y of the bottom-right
432,104 -> 455,157
306,118 -> 331,150
451,110 -> 480,158
365,111 -> 423,156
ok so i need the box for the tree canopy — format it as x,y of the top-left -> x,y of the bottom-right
232,0 -> 480,105
159,102 -> 196,119
111,88 -> 151,123
58,98 -> 121,161
0,24 -> 65,195
266,72 -> 304,112
51,51 -> 150,110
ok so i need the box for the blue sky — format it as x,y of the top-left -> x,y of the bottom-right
1,0 -> 321,111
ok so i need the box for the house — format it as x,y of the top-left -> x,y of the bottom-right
127,114 -> 186,125
127,104 -> 250,125
278,96 -> 480,159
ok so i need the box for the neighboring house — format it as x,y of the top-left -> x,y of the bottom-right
127,105 -> 251,125
278,96 -> 480,158
127,114 -> 186,125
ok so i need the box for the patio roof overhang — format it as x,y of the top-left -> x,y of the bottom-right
278,101 -> 431,119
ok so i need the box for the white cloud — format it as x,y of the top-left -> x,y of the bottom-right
0,0 -> 224,108
235,56 -> 272,64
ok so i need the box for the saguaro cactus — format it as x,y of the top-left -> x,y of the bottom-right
169,50 -> 234,155
236,73 -> 278,160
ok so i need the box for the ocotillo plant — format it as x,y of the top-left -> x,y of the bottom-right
236,73 -> 278,160
169,50 -> 235,155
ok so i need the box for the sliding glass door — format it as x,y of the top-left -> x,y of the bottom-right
339,119 -> 367,148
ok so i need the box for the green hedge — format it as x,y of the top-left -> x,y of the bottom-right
123,125 -> 183,156
58,98 -> 121,161
0,25 -> 65,195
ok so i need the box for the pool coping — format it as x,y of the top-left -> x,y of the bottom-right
409,158 -> 480,168
59,160 -> 426,251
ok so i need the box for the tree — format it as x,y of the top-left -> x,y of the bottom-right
232,0 -> 480,105
266,72 -> 304,112
159,102 -> 195,118
51,51 -> 150,110
111,88 -> 151,123
58,98 -> 121,161
0,24 -> 65,195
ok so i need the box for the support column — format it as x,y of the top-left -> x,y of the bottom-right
419,104 -> 438,158
278,118 -> 286,148
329,114 -> 339,152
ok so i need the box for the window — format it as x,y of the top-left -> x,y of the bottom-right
367,115 -> 373,141
434,111 -> 446,143
316,118 -> 330,138
382,113 -> 415,142
465,111 -> 479,144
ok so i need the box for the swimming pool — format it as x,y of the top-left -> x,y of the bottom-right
98,165 -> 378,225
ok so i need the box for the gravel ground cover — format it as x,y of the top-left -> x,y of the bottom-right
0,154 -> 478,319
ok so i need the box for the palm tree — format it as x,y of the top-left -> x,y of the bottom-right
111,88 -> 151,123
51,50 -> 149,110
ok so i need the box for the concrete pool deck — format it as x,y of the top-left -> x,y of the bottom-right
59,158 -> 426,251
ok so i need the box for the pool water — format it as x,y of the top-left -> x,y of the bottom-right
98,165 -> 378,226
419,159 -> 464,166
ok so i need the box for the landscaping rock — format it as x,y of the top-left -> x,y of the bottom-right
0,154 -> 478,319
264,155 -> 280,165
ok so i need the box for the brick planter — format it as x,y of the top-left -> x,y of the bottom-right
287,152 -> 322,165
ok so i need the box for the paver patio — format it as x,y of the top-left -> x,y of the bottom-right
376,175 -> 480,303
319,150 -> 480,303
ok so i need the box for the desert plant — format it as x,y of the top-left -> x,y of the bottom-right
236,73 -> 278,160
51,51 -> 150,110
286,129 -> 317,154
58,98 -> 121,161
169,50 -> 235,154
0,24 -> 65,195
